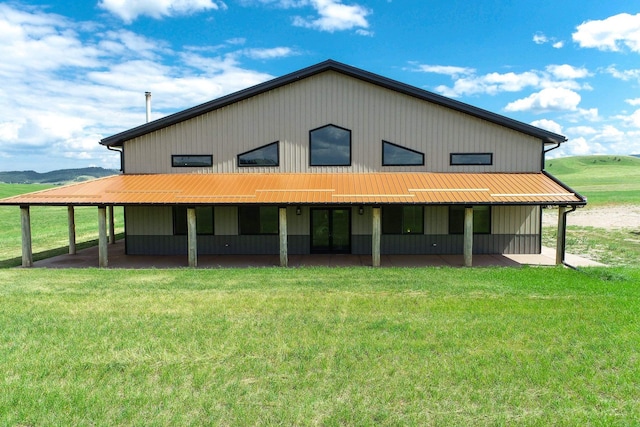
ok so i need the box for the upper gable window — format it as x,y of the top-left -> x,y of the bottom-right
450,153 -> 493,166
238,142 -> 279,167
172,155 -> 213,168
309,124 -> 351,166
382,141 -> 424,166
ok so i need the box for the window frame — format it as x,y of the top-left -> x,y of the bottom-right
238,206 -> 279,235
382,205 -> 424,235
172,206 -> 215,236
448,205 -> 491,235
237,141 -> 280,167
309,124 -> 352,167
382,140 -> 425,166
171,154 -> 213,168
450,152 -> 493,166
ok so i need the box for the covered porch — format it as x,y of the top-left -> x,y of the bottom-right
0,172 -> 586,269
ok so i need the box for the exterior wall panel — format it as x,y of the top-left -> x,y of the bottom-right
125,71 -> 542,174
126,206 -> 173,235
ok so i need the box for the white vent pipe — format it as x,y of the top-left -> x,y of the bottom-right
145,91 -> 151,123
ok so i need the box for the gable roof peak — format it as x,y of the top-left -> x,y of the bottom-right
101,60 -> 566,147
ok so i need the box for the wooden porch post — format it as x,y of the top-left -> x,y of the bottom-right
372,206 -> 381,267
279,207 -> 288,267
463,207 -> 474,267
108,205 -> 116,244
98,206 -> 108,268
68,205 -> 76,255
556,206 -> 567,265
187,207 -> 197,268
20,206 -> 33,268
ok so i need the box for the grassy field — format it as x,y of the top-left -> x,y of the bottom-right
545,155 -> 640,206
1,267 -> 639,425
0,183 -> 123,268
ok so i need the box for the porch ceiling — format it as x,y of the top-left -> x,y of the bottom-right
0,172 -> 585,206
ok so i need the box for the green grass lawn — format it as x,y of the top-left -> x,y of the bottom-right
545,155 -> 640,206
1,267 -> 639,425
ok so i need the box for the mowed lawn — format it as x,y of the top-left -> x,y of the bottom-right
1,267 -> 639,425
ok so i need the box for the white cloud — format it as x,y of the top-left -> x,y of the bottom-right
563,137 -> 597,156
573,13 -> 640,53
242,47 -> 297,59
556,125 -> 640,157
566,126 -> 598,136
98,0 -> 227,23
546,64 -> 589,80
422,64 -> 590,98
605,65 -> 640,82
533,33 -> 548,44
626,98 -> 640,106
531,119 -> 562,135
0,3 -> 290,171
410,64 -> 475,76
241,0 -> 371,33
532,32 -> 564,49
618,109 -> 640,128
292,0 -> 370,32
505,88 -> 581,113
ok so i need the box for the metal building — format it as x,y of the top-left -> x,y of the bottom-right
1,60 -> 586,267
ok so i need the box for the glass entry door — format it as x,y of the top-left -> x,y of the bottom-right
310,208 -> 351,253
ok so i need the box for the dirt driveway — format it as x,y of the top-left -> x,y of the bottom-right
542,205 -> 640,229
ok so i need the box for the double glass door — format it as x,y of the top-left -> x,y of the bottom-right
310,208 -> 351,253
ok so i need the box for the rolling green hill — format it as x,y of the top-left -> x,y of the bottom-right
0,167 -> 118,185
545,155 -> 640,205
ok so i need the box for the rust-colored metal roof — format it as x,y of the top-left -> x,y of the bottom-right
0,173 -> 585,206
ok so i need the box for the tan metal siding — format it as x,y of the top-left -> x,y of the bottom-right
214,206 -> 237,235
425,206 -> 448,234
352,206 -> 372,235
124,71 -> 542,174
126,206 -> 173,235
492,205 -> 540,235
287,206 -> 310,236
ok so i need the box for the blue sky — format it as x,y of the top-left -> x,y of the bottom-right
1,0 -> 640,172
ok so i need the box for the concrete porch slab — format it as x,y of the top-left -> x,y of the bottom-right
28,240 -> 605,269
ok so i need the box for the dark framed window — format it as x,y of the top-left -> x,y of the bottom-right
382,205 -> 424,234
172,155 -> 213,167
309,124 -> 351,166
238,142 -> 279,167
238,206 -> 278,235
450,153 -> 493,166
382,141 -> 424,166
448,206 -> 491,234
173,206 -> 214,235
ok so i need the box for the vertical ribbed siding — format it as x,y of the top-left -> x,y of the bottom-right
493,205 -> 540,235
424,206 -> 448,234
124,71 -> 543,174
126,206 -> 173,235
214,206 -> 237,235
